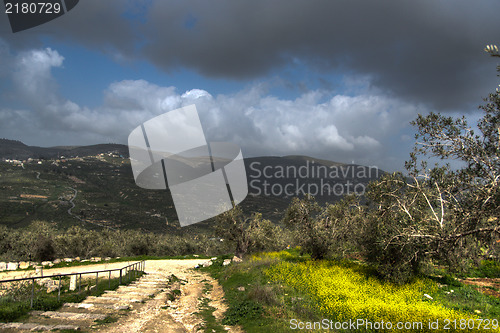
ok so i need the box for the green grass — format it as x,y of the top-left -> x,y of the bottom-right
194,282 -> 227,333
432,282 -> 500,318
200,255 -> 292,332
461,260 -> 500,279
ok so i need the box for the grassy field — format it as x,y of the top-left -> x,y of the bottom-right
202,249 -> 500,332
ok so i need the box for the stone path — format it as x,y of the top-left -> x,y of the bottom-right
0,271 -> 169,331
0,259 -> 243,332
96,260 -> 243,333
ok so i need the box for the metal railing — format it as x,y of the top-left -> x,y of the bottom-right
0,260 -> 145,308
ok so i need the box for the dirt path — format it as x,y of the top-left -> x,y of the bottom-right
0,259 -> 243,332
95,260 -> 243,333
460,277 -> 500,298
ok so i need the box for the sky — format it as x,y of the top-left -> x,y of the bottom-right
0,0 -> 499,172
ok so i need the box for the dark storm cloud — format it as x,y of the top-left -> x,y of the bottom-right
140,0 -> 500,110
0,0 -> 135,54
1,0 -> 499,110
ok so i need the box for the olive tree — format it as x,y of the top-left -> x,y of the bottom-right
215,205 -> 283,258
283,194 -> 365,260
364,45 -> 500,281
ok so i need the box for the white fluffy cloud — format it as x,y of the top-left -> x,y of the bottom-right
13,48 -> 64,103
1,47 -> 426,171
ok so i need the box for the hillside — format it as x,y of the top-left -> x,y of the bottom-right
0,139 -> 385,233
0,139 -> 128,160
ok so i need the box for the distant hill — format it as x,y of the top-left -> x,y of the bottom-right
243,156 -> 384,204
0,139 -> 129,160
0,139 -> 386,231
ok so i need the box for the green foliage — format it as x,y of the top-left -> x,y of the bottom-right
458,260 -> 500,279
283,195 -> 364,260
0,220 -> 231,262
215,206 -> 286,257
283,195 -> 326,260
222,299 -> 263,326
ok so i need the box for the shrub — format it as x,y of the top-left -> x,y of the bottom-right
215,206 -> 284,257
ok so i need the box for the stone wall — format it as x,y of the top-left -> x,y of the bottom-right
0,256 -> 115,272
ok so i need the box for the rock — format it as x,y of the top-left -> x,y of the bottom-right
41,261 -> 53,267
193,254 -> 199,257
202,261 -> 212,268
53,259 -> 61,264
237,286 -> 245,292
63,258 -> 73,263
423,294 -> 433,300
44,280 -> 58,293
7,262 -> 19,270
74,257 -> 81,261
104,257 -> 112,261
18,261 -> 29,269
69,275 -> 77,291
223,259 -> 231,266
90,257 -> 101,262
47,286 -> 58,293
0,262 -> 6,271
211,257 -> 218,261
232,256 -> 243,263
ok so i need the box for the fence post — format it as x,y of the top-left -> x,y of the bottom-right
58,276 -> 61,301
119,269 -> 122,285
31,278 -> 34,309
109,270 -> 111,289
96,272 -> 98,289
79,274 -> 81,292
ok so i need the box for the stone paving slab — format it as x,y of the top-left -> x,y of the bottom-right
32,310 -> 108,321
84,295 -> 143,303
0,269 -> 173,331
104,290 -> 154,297
0,322 -> 80,331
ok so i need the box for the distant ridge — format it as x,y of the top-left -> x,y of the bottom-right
0,138 -> 26,146
0,138 -> 387,228
0,139 -> 128,160
0,139 -> 385,203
